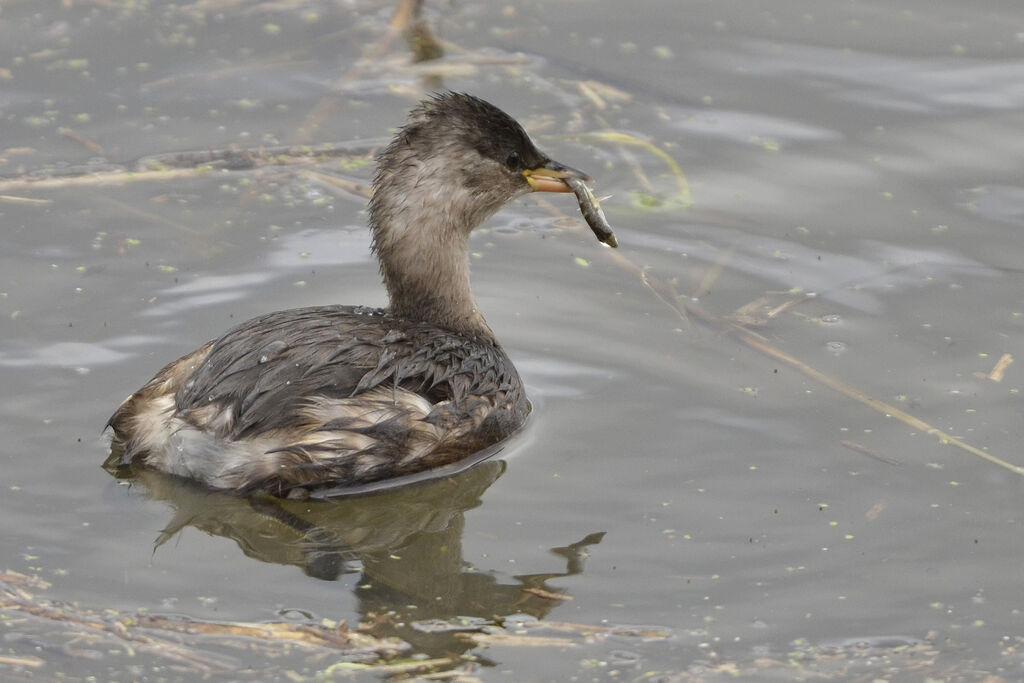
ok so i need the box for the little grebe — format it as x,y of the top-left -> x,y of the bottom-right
107,92 -> 615,497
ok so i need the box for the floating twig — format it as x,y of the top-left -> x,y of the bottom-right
456,632 -> 577,648
987,353 -> 1013,382
58,127 -> 104,154
0,142 -> 376,193
304,169 -> 373,199
0,654 -> 43,669
0,195 -> 52,205
841,440 -> 900,466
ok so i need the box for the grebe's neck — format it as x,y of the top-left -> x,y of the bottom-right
369,183 -> 496,342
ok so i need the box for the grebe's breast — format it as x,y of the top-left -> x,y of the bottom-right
109,305 -> 528,495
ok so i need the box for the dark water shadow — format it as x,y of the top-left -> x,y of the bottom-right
103,456 -> 604,657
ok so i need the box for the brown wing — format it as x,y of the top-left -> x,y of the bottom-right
173,305 -> 523,439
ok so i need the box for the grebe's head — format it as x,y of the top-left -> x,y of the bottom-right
369,92 -> 590,237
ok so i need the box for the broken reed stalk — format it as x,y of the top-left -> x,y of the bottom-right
0,142 -> 377,193
643,275 -> 1024,476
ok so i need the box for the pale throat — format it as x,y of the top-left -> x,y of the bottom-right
372,198 -> 495,341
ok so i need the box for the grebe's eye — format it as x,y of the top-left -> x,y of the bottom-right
504,151 -> 521,170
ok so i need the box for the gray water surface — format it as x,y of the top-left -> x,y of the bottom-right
2,0 -> 1023,680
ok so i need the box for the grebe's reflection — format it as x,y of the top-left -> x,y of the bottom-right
105,455 -> 604,655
